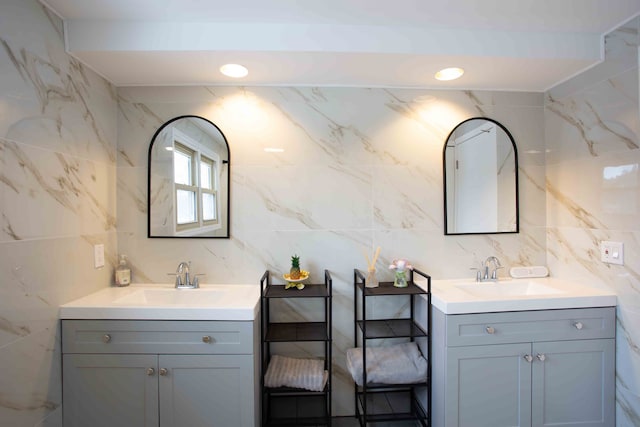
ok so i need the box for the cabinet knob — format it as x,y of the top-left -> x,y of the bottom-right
536,353 -> 546,362
485,326 -> 496,335
202,335 -> 213,344
573,321 -> 584,330
102,334 -> 112,343
159,368 -> 168,376
146,368 -> 155,376
523,354 -> 533,363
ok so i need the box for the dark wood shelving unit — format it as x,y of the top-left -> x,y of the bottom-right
260,270 -> 332,427
353,268 -> 432,427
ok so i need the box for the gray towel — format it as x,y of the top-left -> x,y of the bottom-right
346,342 -> 428,386
264,355 -> 328,392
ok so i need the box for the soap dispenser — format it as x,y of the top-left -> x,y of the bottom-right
115,255 -> 131,287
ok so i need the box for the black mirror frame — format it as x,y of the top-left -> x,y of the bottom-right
147,115 -> 231,239
442,117 -> 519,236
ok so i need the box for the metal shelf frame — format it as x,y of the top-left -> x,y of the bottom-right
260,270 -> 333,427
353,268 -> 432,427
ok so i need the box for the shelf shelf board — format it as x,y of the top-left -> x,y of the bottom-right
265,394 -> 330,426
264,385 -> 329,396
264,284 -> 329,298
356,381 -> 429,391
355,389 -> 428,423
357,280 -> 427,296
357,318 -> 427,339
263,416 -> 330,426
265,322 -> 329,342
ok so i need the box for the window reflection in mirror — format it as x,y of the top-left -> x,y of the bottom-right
443,117 -> 519,235
148,116 -> 230,238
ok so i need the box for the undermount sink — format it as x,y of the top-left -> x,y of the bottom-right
456,280 -> 564,297
114,288 -> 224,306
455,280 -> 565,298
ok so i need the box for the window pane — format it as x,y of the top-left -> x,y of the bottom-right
176,189 -> 196,224
203,193 -> 217,221
201,160 -> 212,189
174,150 -> 192,185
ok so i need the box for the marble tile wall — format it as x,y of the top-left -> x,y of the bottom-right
0,0 -> 118,425
12,0 -> 638,423
117,86 -> 547,414
545,17 -> 640,427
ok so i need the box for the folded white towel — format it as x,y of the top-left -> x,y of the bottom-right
264,355 -> 328,392
346,342 -> 428,386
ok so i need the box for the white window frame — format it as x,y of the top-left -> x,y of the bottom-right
171,128 -> 222,236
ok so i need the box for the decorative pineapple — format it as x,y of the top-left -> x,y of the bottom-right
289,255 -> 301,280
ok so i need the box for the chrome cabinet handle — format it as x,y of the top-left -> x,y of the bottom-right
523,354 -> 533,363
573,322 -> 584,330
146,368 -> 155,376
537,353 -> 546,362
486,326 -> 496,334
159,368 -> 168,376
102,334 -> 112,343
202,335 -> 213,344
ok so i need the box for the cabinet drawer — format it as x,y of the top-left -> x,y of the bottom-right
62,320 -> 254,354
446,307 -> 615,347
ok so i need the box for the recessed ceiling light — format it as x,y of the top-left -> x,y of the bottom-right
435,67 -> 464,81
220,64 -> 248,78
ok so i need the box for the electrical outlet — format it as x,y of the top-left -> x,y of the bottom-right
600,241 -> 623,265
94,244 -> 105,269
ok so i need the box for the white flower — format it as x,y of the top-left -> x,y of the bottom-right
389,259 -> 412,271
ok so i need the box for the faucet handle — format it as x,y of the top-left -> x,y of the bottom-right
491,266 -> 504,280
470,267 -> 482,282
168,273 -> 182,287
192,274 -> 205,288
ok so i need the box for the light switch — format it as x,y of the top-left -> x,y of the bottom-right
94,244 -> 105,269
600,241 -> 623,265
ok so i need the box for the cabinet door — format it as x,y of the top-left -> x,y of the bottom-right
531,339 -> 615,427
159,354 -> 255,427
446,343 -> 532,427
63,354 -> 159,427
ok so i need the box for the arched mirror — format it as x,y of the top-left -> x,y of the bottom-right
148,115 -> 230,238
443,117 -> 518,235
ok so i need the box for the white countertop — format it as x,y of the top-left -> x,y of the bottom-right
59,283 -> 260,321
415,277 -> 617,314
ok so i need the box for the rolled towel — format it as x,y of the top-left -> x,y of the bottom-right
264,355 -> 328,392
346,342 -> 428,386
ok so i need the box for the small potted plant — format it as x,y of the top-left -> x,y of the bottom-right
389,259 -> 413,288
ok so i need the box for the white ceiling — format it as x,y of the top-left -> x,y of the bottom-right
41,0 -> 640,91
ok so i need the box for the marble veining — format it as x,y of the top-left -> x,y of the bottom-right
2,139 -> 116,240
0,1 -> 118,425
463,90 -> 490,116
1,41 -> 115,163
0,317 -> 30,338
546,178 -> 608,230
546,96 -> 638,156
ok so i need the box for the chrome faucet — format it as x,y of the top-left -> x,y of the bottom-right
173,261 -> 201,289
483,256 -> 503,281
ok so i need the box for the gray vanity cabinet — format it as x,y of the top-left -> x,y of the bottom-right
62,320 -> 259,427
63,354 -> 159,427
530,339 -> 615,427
446,343 -> 533,427
433,307 -> 616,427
